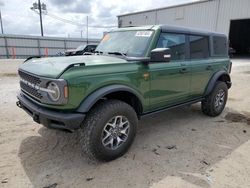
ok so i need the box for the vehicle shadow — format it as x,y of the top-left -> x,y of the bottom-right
18,104 -> 250,188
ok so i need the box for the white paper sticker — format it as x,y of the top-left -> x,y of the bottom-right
135,31 -> 153,37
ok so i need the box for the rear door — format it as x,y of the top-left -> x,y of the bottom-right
148,32 -> 192,110
188,35 -> 214,99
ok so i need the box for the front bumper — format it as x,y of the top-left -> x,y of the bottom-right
17,92 -> 85,131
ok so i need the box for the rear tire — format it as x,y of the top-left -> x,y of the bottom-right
80,100 -> 138,161
202,81 -> 228,117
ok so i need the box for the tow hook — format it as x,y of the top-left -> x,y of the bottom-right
16,101 -> 22,108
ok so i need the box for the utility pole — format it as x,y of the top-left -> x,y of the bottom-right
81,30 -> 83,38
0,9 -> 3,34
86,16 -> 88,44
38,0 -> 43,36
31,1 -> 46,37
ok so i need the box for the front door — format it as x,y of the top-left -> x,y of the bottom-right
147,32 -> 191,111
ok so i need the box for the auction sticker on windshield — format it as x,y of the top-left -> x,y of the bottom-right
135,31 -> 153,37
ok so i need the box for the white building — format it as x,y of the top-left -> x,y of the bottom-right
117,0 -> 250,55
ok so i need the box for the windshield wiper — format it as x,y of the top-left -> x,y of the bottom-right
107,52 -> 127,57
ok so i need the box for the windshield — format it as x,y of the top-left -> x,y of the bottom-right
96,30 -> 154,57
76,45 -> 86,51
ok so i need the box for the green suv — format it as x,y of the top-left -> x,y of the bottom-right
17,25 -> 232,161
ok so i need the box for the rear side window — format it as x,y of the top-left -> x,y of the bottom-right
189,35 -> 209,59
156,33 -> 186,61
213,36 -> 227,56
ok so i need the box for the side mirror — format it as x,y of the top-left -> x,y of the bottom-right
150,48 -> 171,62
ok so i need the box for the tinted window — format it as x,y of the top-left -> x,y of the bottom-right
157,33 -> 186,60
190,35 -> 209,59
213,36 -> 227,56
85,45 -> 96,52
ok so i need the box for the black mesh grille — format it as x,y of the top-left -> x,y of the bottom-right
18,70 -> 41,85
19,70 -> 43,100
20,82 -> 43,99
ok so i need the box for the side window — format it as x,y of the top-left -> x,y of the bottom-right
156,33 -> 186,61
189,35 -> 209,59
85,45 -> 95,52
213,36 -> 227,56
89,45 -> 96,52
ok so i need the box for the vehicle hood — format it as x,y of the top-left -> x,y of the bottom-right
65,49 -> 76,53
19,55 -> 127,78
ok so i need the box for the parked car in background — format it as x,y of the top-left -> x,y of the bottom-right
56,51 -> 65,56
65,44 -> 97,56
229,47 -> 236,58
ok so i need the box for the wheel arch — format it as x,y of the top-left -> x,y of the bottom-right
204,71 -> 232,96
76,85 -> 144,117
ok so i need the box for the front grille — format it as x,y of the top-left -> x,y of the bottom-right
19,70 -> 43,100
18,70 -> 41,85
20,82 -> 43,99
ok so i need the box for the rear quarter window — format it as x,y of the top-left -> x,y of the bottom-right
213,36 -> 228,56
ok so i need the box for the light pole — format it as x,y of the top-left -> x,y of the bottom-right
31,1 -> 47,36
0,9 -> 3,34
86,16 -> 88,44
38,0 -> 43,36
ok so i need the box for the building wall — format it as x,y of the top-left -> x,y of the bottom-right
0,34 -> 100,59
216,0 -> 250,34
118,0 -> 250,36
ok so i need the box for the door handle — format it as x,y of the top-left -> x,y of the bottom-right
206,65 -> 213,70
179,68 -> 188,74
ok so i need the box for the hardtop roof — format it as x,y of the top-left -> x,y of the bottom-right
112,25 -> 226,37
159,25 -> 226,37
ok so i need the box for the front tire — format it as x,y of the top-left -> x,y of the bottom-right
80,100 -> 138,161
202,81 -> 228,117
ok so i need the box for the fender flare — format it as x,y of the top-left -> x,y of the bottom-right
76,85 -> 144,113
204,71 -> 231,96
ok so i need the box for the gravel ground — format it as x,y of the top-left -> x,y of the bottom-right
0,58 -> 250,188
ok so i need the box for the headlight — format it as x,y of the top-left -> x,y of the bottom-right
47,82 -> 60,101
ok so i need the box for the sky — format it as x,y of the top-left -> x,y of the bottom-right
0,0 -> 198,39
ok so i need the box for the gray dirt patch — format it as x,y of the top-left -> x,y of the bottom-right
243,71 -> 250,74
225,112 -> 250,125
0,73 -> 18,77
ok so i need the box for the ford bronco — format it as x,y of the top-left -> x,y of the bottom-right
17,25 -> 232,161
